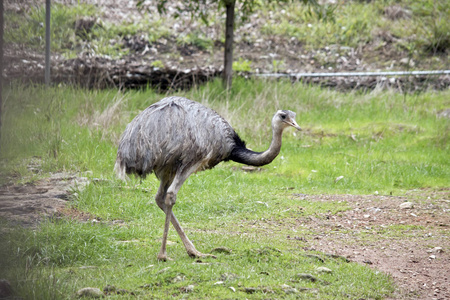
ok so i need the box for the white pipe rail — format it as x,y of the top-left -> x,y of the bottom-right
255,70 -> 450,78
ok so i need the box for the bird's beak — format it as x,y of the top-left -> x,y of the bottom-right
290,119 -> 302,131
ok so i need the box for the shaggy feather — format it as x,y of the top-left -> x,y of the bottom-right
115,97 -> 239,180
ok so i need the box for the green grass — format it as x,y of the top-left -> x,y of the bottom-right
1,79 -> 449,299
5,3 -> 170,59
261,1 -> 376,49
1,219 -> 393,299
5,4 -> 97,54
260,0 -> 449,55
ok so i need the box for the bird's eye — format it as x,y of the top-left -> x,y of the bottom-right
281,115 -> 286,119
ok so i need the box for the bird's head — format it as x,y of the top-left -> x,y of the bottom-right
273,110 -> 302,131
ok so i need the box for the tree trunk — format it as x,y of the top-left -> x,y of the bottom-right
0,0 -> 3,149
223,0 -> 235,89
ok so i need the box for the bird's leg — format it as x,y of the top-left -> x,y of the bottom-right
156,198 -> 214,258
157,192 -> 174,262
170,212 -> 216,259
157,209 -> 172,261
155,180 -> 173,261
157,168 -> 216,260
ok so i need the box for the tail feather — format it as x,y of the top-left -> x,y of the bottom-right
114,157 -> 128,181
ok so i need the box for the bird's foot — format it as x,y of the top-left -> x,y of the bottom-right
157,253 -> 173,262
187,250 -> 217,259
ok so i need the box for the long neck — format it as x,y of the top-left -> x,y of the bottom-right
230,126 -> 283,167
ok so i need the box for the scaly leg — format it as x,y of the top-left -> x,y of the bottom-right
157,202 -> 173,261
155,166 -> 216,260
170,212 -> 216,259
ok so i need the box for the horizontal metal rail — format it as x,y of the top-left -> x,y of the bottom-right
254,70 -> 450,78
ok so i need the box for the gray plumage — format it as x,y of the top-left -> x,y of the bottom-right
115,96 -> 301,261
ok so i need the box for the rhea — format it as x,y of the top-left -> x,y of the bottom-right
115,96 -> 301,261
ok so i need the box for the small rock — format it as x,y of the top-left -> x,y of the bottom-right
211,247 -> 232,254
399,202 -> 414,209
316,267 -> 333,273
243,287 -> 257,294
399,57 -> 415,67
334,176 -> 344,183
103,285 -> 116,294
172,275 -> 184,283
369,207 -> 381,213
220,273 -> 239,281
281,284 -> 298,294
284,287 -> 299,294
426,247 -> 443,253
157,267 -> 170,274
429,255 -> 436,259
192,260 -> 211,265
296,273 -> 318,282
229,286 -> 236,292
79,266 -> 97,269
306,254 -> 324,263
116,289 -> 131,295
180,285 -> 194,293
324,253 -> 350,262
76,287 -> 104,298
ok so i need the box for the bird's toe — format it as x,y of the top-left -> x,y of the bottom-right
157,254 -> 173,262
188,251 -> 216,259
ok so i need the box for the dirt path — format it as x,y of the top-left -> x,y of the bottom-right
0,173 -> 89,227
295,192 -> 450,300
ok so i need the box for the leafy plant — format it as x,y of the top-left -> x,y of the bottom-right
272,59 -> 285,72
151,60 -> 165,68
177,31 -> 214,51
233,57 -> 252,72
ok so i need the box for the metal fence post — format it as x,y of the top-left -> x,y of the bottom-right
45,0 -> 51,85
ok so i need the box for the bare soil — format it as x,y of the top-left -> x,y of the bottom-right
293,192 -> 450,300
0,173 -> 90,227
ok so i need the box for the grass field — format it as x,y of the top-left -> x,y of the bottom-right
0,79 -> 449,299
